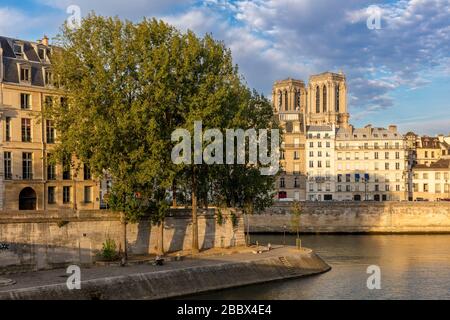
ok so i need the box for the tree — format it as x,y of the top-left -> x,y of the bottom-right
291,201 -> 302,249
46,15 -> 180,261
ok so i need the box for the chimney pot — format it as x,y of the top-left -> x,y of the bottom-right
42,35 -> 49,46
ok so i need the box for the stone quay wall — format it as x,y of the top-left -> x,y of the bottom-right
0,208 -> 245,274
248,202 -> 450,233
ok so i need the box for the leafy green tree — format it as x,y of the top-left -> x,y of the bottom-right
46,15 -> 181,260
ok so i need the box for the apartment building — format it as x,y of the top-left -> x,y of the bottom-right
305,125 -> 336,201
335,125 -> 407,201
415,136 -> 441,165
412,159 -> 450,201
0,35 -> 101,210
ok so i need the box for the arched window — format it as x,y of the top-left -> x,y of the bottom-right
295,90 -> 301,110
323,86 -> 327,112
278,90 -> 282,110
315,86 -> 320,113
284,90 -> 288,111
335,86 -> 340,112
19,187 -> 37,210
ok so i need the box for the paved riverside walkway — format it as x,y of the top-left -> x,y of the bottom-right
0,245 -> 309,293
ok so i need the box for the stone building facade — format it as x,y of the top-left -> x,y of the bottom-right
0,35 -> 102,210
412,159 -> 450,201
273,72 -> 349,201
335,125 -> 407,201
305,125 -> 336,201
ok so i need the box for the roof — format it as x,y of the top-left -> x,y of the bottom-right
0,36 -> 52,87
336,126 -> 402,140
414,159 -> 450,170
307,125 -> 333,132
419,136 -> 440,149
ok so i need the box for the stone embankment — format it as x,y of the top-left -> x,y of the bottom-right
249,202 -> 450,233
0,246 -> 330,300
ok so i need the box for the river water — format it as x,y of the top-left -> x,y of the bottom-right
192,234 -> 450,299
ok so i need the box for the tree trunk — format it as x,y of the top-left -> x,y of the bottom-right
157,220 -> 165,255
120,212 -> 128,263
191,170 -> 199,254
172,182 -> 177,207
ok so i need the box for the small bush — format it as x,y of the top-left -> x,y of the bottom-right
100,238 -> 118,261
216,209 -> 224,225
230,211 -> 238,228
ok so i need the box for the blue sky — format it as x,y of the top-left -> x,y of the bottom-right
1,0 -> 449,135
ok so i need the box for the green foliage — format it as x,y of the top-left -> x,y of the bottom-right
216,209 -> 224,226
100,238 -> 118,261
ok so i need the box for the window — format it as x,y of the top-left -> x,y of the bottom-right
375,152 -> 379,159
374,162 -> 379,171
385,163 -> 389,170
432,151 -> 435,158
83,164 -> 91,180
4,152 -> 12,180
395,152 -> 400,159
375,185 -> 379,191
47,154 -> 56,180
346,185 -> 351,192
5,117 -> 11,141
38,48 -> 46,60
309,142 -> 314,148
294,177 -> 299,188
335,86 -> 340,112
318,151 -> 322,157
423,184 -> 429,192
435,184 -> 441,193
46,120 -> 55,143
280,178 -> 285,188
326,160 -> 330,168
346,174 -> 351,183
309,151 -> 314,157
395,163 -> 400,170
346,152 -> 350,160
294,151 -> 300,160
21,93 -> 31,109
445,173 -> 449,180
355,173 -> 360,183
84,186 -> 92,203
309,161 -> 314,168
317,161 -> 322,168
396,185 -> 400,192
309,183 -> 314,192
63,186 -> 71,204
20,67 -> 30,82
63,159 -> 71,180
45,70 -> 53,86
385,185 -> 390,192
425,151 -> 428,158
326,141 -> 330,148
316,86 -> 320,113
337,174 -> 342,182
13,43 -> 23,56
435,172 -> 441,180
323,86 -> 327,112
45,96 -> 53,107
337,185 -> 342,192
413,183 -> 418,192
385,152 -> 389,159
48,186 -> 56,204
22,152 -> 32,180
423,173 -> 429,179
21,118 -> 31,142
445,184 -> 449,193
60,97 -> 68,109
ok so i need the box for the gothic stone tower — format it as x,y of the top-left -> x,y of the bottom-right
306,72 -> 349,128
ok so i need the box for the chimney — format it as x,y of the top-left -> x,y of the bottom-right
388,125 -> 397,133
42,35 -> 49,46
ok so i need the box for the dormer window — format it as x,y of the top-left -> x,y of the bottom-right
19,65 -> 31,83
38,47 -> 46,60
14,43 -> 24,57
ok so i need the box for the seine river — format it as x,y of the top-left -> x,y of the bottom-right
192,234 -> 450,299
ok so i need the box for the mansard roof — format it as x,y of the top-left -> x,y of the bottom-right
0,36 -> 52,87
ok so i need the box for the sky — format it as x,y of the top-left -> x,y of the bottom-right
1,0 -> 449,135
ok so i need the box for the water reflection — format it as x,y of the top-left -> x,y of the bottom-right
191,234 -> 450,300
